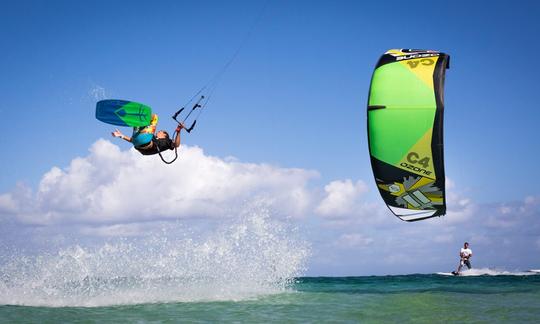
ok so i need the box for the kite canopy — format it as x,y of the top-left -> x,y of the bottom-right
96,100 -> 153,127
367,49 -> 450,222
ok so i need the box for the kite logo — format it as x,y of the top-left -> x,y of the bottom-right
396,53 -> 438,61
406,59 -> 435,69
400,162 -> 432,176
406,152 -> 430,168
402,190 -> 432,208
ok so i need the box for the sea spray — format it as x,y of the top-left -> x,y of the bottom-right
88,84 -> 108,101
452,268 -> 538,276
0,205 -> 310,307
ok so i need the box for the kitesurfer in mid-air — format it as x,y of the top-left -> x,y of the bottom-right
111,114 -> 184,155
452,242 -> 472,275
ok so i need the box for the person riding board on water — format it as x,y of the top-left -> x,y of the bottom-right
111,114 -> 184,155
453,242 -> 472,275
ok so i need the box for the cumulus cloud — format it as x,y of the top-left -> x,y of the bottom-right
333,233 -> 373,249
523,195 -> 540,212
80,223 -> 147,237
0,140 -> 318,226
315,179 -> 369,217
443,177 -> 476,224
0,193 -> 17,214
383,253 -> 414,265
314,176 -> 478,230
1,140 -> 539,275
483,195 -> 540,230
433,233 -> 454,243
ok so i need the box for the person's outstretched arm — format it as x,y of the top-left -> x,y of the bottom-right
112,129 -> 132,143
173,124 -> 184,148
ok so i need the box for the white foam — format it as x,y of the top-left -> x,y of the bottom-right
438,267 -> 539,276
0,207 -> 310,307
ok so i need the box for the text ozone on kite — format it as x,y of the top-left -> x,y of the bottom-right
367,49 -> 450,222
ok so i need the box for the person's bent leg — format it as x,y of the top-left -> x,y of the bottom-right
457,260 -> 464,273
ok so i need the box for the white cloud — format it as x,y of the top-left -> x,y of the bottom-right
383,253 -> 414,265
522,195 -> 540,213
498,205 -> 512,214
80,223 -> 146,237
469,234 -> 492,245
443,181 -> 476,224
486,216 -> 517,229
315,179 -> 368,217
334,233 -> 374,249
433,233 -> 454,243
0,193 -> 17,214
445,177 -> 455,190
483,196 -> 540,229
2,141 -> 540,275
524,196 -> 536,204
2,140 -> 318,225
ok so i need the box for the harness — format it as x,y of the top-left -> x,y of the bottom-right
155,135 -> 178,165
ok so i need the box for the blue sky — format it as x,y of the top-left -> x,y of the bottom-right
1,0 -> 540,277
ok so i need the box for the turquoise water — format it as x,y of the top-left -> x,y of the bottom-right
2,274 -> 539,323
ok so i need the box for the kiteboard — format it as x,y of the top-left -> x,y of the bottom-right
438,269 -> 540,276
96,100 -> 152,127
436,272 -> 459,276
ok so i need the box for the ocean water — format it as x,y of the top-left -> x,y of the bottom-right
1,210 -> 539,322
1,273 -> 539,323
